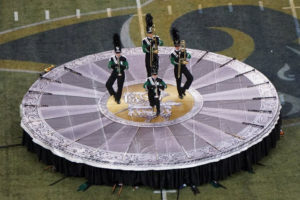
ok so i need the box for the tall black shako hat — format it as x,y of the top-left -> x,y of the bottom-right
113,33 -> 122,53
145,13 -> 153,34
170,27 -> 180,47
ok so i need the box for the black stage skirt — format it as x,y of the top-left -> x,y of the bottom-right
22,117 -> 281,189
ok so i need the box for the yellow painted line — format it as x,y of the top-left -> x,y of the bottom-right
282,0 -> 300,44
211,27 -> 255,61
136,0 -> 145,40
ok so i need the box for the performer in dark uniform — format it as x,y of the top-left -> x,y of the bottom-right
106,34 -> 129,104
142,13 -> 163,77
170,27 -> 193,99
143,68 -> 167,116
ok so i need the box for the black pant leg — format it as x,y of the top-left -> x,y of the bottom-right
106,72 -> 117,96
145,54 -> 151,77
153,54 -> 159,72
148,92 -> 155,107
116,73 -> 125,101
155,98 -> 160,113
182,66 -> 193,90
174,66 -> 182,96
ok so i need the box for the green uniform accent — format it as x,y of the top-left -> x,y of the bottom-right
142,36 -> 164,54
143,78 -> 167,90
142,43 -> 149,53
108,57 -> 129,69
170,51 -> 191,66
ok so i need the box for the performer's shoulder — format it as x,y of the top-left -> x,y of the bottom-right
121,55 -> 127,59
109,55 -> 114,61
157,77 -> 164,82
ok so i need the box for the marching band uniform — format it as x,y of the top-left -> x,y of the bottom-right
143,69 -> 167,116
170,27 -> 193,99
106,34 -> 128,104
142,13 -> 163,77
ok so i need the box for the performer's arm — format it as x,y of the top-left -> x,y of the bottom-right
108,59 -> 115,69
123,60 -> 129,69
186,52 -> 191,60
142,40 -> 150,53
143,80 -> 149,89
120,57 -> 129,70
160,80 -> 167,90
182,52 -> 191,65
170,54 -> 178,65
158,38 -> 163,46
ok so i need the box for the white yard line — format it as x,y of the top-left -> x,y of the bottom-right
198,4 -> 203,14
1,0 -> 153,36
228,3 -> 233,12
286,45 -> 300,55
153,189 -> 177,200
259,1 -> 264,11
283,121 -> 300,128
0,68 -> 41,74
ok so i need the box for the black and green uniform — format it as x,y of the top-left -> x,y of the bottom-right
105,55 -> 128,102
143,77 -> 167,115
170,49 -> 193,97
142,36 -> 163,77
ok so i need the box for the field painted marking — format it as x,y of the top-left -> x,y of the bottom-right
259,1 -> 264,11
168,5 -> 172,15
107,8 -> 112,17
198,4 -> 203,14
120,16 -> 135,48
0,1 -> 153,36
213,27 -> 255,61
278,92 -> 300,116
45,10 -> 50,20
282,0 -> 300,44
76,9 -> 80,19
283,121 -> 300,128
228,3 -> 233,12
0,59 -> 51,71
277,63 -> 295,81
154,190 -> 176,200
0,68 -> 41,74
136,0 -> 145,40
14,11 -> 19,22
286,45 -> 300,55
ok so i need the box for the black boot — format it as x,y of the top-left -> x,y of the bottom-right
156,110 -> 160,116
114,96 -> 120,104
182,87 -> 186,96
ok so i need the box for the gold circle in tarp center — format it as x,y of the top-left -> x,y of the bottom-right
106,84 -> 194,123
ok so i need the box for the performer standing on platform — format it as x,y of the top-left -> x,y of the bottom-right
170,27 -> 193,99
106,34 -> 129,104
142,13 -> 163,77
143,68 -> 167,116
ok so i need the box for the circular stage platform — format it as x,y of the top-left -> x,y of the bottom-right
21,47 -> 281,188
